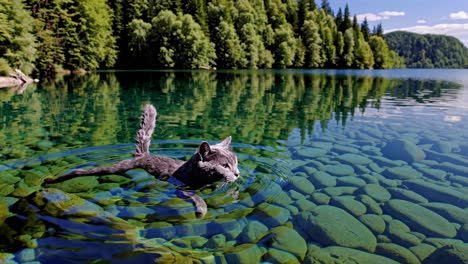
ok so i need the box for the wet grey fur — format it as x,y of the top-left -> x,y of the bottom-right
44,104 -> 240,217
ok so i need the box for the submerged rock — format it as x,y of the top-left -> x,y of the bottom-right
387,187 -> 428,204
304,246 -> 399,264
422,203 -> 468,225
338,153 -> 373,165
359,214 -> 386,234
409,244 -> 437,262
357,184 -> 392,202
225,243 -> 263,263
383,199 -> 457,238
330,196 -> 367,217
382,139 -> 426,163
268,226 -> 307,260
383,166 -> 423,180
376,243 -> 421,264
422,244 -> 468,264
264,248 -> 300,264
46,176 -> 99,193
404,180 -> 468,207
296,205 -> 377,252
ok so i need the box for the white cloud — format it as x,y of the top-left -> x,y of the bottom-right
357,11 -> 406,22
416,19 -> 427,24
449,11 -> 468,20
387,23 -> 468,47
379,11 -> 405,17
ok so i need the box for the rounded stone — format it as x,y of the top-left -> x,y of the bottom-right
423,244 -> 468,264
376,243 -> 421,264
383,166 -> 423,180
387,187 -> 428,204
310,171 -> 337,188
264,248 -> 300,264
383,199 -> 457,238
290,176 -> 315,195
338,153 -> 373,165
225,243 -> 263,263
269,226 -> 307,260
330,196 -> 367,217
296,205 -> 377,252
304,246 -> 399,264
382,139 -> 426,163
357,184 -> 392,202
360,214 -> 386,234
325,164 -> 355,176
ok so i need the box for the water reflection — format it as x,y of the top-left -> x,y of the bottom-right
0,70 -> 462,160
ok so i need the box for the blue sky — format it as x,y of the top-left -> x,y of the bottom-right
328,0 -> 468,47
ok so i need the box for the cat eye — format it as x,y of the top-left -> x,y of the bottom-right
222,164 -> 230,168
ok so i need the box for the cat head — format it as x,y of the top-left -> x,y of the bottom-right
196,136 -> 240,184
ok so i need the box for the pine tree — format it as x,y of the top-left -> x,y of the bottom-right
0,0 -> 37,73
321,0 -> 333,16
361,18 -> 370,41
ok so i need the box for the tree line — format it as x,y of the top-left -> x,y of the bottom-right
0,0 -> 406,76
385,31 -> 468,68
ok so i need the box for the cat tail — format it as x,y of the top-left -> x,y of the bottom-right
134,104 -> 157,158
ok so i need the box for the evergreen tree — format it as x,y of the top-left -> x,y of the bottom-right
321,0 -> 333,16
214,20 -> 245,68
335,8 -> 343,30
302,11 -> 323,68
0,0 -> 37,73
361,17 -> 370,41
342,28 -> 354,67
340,4 -> 351,32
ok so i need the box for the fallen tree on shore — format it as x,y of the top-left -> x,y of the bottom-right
0,69 -> 35,88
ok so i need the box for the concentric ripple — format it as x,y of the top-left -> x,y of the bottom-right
1,140 -> 294,262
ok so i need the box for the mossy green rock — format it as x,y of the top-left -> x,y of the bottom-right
386,219 -> 421,247
290,176 -> 315,195
304,246 -> 399,264
383,199 -> 457,238
336,176 -> 366,187
264,248 -> 300,264
357,194 -> 383,215
47,176 -> 99,193
225,243 -> 263,263
422,244 -> 468,264
360,214 -> 386,234
387,187 -> 428,204
357,184 -> 392,202
325,164 -> 355,176
422,203 -> 468,224
330,196 -> 367,217
268,226 -> 307,260
0,183 -> 15,196
239,220 -> 268,243
382,139 -> 426,163
404,180 -> 468,207
323,186 -> 357,196
296,205 -> 377,252
254,203 -> 290,228
11,180 -> 40,197
410,244 -> 437,262
462,224 -> 468,241
376,243 -> 421,264
295,148 -> 328,158
310,171 -> 336,188
383,166 -> 423,180
338,153 -> 373,165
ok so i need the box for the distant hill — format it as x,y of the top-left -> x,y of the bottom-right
384,31 -> 468,68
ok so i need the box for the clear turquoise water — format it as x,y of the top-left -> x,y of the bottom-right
0,69 -> 467,263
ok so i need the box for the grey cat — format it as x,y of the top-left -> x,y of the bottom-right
44,104 -> 240,217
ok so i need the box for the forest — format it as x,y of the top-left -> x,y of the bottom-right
385,31 -> 468,68
1,0 -> 407,76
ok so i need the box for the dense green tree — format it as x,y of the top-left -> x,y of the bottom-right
150,10 -> 216,68
302,12 -> 323,68
213,20 -> 245,68
385,31 -> 467,68
0,0 -> 37,73
342,28 -> 355,68
361,18 -> 370,41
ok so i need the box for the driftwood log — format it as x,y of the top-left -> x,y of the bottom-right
0,69 -> 34,89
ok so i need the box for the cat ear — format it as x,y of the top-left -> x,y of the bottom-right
219,136 -> 232,148
198,141 -> 211,158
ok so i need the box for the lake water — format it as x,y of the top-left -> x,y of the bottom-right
0,69 -> 467,263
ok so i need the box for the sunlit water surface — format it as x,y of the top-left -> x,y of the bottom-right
0,69 -> 467,263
